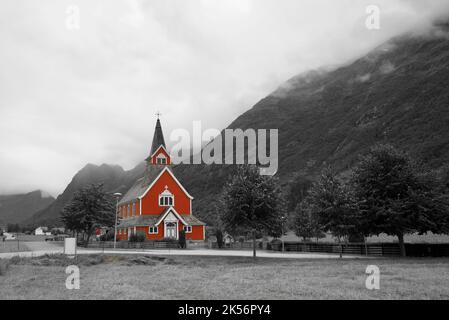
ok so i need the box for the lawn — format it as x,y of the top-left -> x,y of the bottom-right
0,254 -> 448,300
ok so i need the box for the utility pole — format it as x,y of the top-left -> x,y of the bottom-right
113,193 -> 122,250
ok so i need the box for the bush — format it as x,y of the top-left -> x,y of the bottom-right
159,237 -> 178,243
269,239 -> 282,251
100,230 -> 115,242
129,232 -> 146,243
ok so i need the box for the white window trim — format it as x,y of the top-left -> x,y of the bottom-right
156,154 -> 167,165
149,145 -> 170,161
149,226 -> 158,234
184,225 -> 192,233
159,195 -> 174,207
155,207 -> 188,226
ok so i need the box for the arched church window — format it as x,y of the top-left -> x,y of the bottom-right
159,186 -> 174,207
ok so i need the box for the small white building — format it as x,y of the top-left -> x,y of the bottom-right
34,227 -> 51,236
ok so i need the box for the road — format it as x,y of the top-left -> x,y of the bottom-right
0,241 -> 364,260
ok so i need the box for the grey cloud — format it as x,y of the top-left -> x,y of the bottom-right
0,0 -> 448,196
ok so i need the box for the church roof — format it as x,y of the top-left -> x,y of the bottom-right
182,215 -> 207,226
150,118 -> 166,156
118,166 -> 163,205
117,215 -> 159,228
118,166 -> 193,206
117,211 -> 206,228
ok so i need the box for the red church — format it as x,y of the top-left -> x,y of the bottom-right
116,118 -> 206,241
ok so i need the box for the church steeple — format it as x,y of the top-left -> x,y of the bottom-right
150,117 -> 166,156
146,114 -> 170,166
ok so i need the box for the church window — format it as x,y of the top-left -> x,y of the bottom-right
159,186 -> 174,207
149,226 -> 158,234
156,154 -> 167,165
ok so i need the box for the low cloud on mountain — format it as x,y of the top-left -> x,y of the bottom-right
0,0 -> 448,196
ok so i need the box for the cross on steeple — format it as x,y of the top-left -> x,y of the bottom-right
155,111 -> 162,119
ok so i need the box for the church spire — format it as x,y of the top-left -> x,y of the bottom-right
146,114 -> 170,166
150,116 -> 166,156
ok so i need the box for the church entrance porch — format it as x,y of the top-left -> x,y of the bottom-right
163,211 -> 179,239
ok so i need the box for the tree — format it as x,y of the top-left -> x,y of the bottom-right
7,224 -> 20,233
100,230 -> 115,242
287,175 -> 314,212
60,184 -> 115,247
220,165 -> 284,258
293,202 -> 325,242
305,166 -> 361,243
352,144 -> 449,256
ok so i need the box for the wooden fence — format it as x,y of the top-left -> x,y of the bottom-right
88,241 -> 180,250
268,242 -> 399,256
209,241 -> 263,250
85,240 -> 449,257
268,241 -> 449,257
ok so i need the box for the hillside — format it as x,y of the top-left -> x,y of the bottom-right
26,163 -> 145,227
175,22 -> 449,224
0,190 -> 55,225
27,21 -> 449,227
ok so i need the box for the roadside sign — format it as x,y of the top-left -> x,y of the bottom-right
64,237 -> 77,256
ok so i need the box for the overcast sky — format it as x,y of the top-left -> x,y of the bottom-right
0,0 -> 448,196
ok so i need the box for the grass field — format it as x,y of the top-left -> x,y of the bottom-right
0,254 -> 448,299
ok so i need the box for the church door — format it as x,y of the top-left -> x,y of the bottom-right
165,222 -> 177,239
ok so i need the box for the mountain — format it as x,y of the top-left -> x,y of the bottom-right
0,190 -> 55,225
174,21 -> 449,223
26,163 -> 146,227
26,21 -> 449,227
